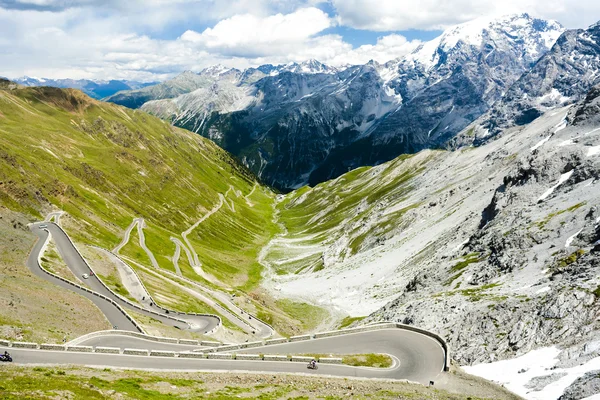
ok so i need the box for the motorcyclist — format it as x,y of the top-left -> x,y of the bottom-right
309,359 -> 317,369
2,351 -> 10,360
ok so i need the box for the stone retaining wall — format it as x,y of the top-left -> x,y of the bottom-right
40,344 -> 66,351
12,342 -> 38,349
200,340 -> 222,347
66,346 -> 93,353
179,352 -> 205,359
178,339 -> 198,345
319,358 -> 343,364
150,350 -> 177,357
264,355 -> 288,362
234,353 -> 263,361
239,341 -> 263,349
215,344 -> 241,352
95,347 -> 121,354
289,335 -> 311,342
290,356 -> 313,363
265,338 -> 288,345
207,353 -> 233,360
123,348 -> 149,356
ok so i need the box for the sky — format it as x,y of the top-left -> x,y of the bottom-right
0,0 -> 599,82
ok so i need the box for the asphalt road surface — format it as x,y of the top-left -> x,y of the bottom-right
22,222 -> 446,384
29,223 -> 220,334
47,328 -> 445,383
2,328 -> 444,383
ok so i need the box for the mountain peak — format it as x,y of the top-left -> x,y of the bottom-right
404,13 -> 564,68
282,59 -> 336,74
200,64 -> 237,77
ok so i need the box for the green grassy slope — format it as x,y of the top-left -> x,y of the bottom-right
0,83 -> 277,290
266,153 -> 437,274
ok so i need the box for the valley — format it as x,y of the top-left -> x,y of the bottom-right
1,9 -> 600,400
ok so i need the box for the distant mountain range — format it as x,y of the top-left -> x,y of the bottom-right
17,14 -> 600,192
104,13 -> 573,191
10,77 -> 157,100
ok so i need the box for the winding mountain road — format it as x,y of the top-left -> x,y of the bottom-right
2,328 -> 446,384
20,221 -> 448,385
28,223 -> 220,334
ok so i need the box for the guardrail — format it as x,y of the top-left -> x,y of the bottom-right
45,223 -> 221,335
66,329 -> 224,347
213,322 -> 451,371
34,227 -> 145,334
113,247 -> 273,337
0,339 -> 342,365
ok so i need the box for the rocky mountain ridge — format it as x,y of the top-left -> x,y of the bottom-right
108,13 -> 564,190
258,85 -> 600,399
459,19 -> 600,146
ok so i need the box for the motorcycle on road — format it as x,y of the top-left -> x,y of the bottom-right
0,352 -> 12,362
307,361 -> 318,370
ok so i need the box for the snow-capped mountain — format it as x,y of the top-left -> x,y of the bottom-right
472,20 -> 600,139
280,59 -> 339,74
360,14 -> 564,153
13,77 -> 155,99
107,14 -> 564,191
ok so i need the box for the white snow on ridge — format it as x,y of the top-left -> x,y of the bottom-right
538,170 -> 574,202
531,136 -> 551,151
557,139 -> 575,147
587,145 -> 600,157
565,229 -> 583,247
464,347 -> 600,400
583,127 -> 600,136
554,119 -> 568,133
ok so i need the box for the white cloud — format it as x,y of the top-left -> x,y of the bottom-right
331,0 -> 600,30
0,4 -> 422,80
1,0 -> 598,81
326,34 -> 421,66
181,7 -> 333,57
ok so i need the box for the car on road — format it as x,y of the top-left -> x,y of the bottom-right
82,273 -> 89,279
39,224 -> 47,229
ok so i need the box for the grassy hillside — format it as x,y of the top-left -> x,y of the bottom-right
0,82 -> 276,288
0,81 -> 287,338
264,153 -> 436,274
0,365 -> 520,400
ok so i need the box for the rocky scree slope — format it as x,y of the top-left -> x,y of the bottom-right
263,85 -> 600,370
462,19 -> 600,144
107,14 -> 563,191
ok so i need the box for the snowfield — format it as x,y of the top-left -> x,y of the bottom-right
464,347 -> 600,400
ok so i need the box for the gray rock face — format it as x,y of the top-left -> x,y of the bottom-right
106,67 -> 246,109
559,371 -> 600,399
368,14 -> 564,154
364,86 -> 600,366
470,20 -> 600,142
105,14 -> 563,191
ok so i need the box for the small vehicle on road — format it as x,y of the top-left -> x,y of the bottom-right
307,359 -> 318,370
82,273 -> 89,279
1,351 -> 12,362
39,224 -> 47,229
